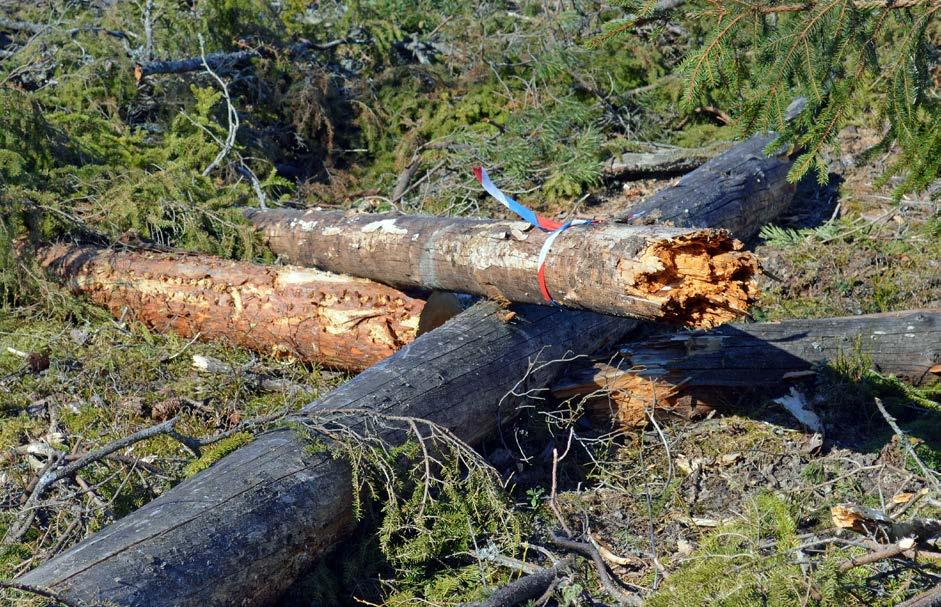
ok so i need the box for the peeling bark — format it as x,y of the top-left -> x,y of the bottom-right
35,243 -> 431,372
246,211 -> 760,327
552,310 -> 941,426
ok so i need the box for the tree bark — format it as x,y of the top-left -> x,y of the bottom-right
552,310 -> 941,426
246,211 -> 759,328
17,301 -> 638,607
616,133 -> 796,239
34,243 -> 431,372
17,135 -> 795,606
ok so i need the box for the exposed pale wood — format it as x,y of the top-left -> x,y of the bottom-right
247,210 -> 759,327
17,135 -> 796,606
552,310 -> 941,426
603,142 -> 732,177
35,243 -> 430,372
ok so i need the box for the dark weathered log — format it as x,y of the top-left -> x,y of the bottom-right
617,133 -> 796,239
246,211 -> 760,327
134,50 -> 257,81
464,561 -> 569,607
18,301 -> 638,607
133,36 -> 363,81
17,135 -> 795,606
552,310 -> 941,426
35,243 -> 431,372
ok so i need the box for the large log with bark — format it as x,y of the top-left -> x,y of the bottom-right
35,243 -> 430,372
17,135 -> 795,606
18,301 -> 639,606
552,310 -> 941,426
246,212 -> 759,327
616,132 -> 796,238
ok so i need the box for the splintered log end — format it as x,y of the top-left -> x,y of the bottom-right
551,363 -> 704,427
623,230 -> 760,328
831,504 -> 893,534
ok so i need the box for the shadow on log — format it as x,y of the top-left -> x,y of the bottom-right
552,310 -> 941,426
17,134 -> 795,606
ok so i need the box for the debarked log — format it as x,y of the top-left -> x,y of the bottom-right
552,310 -> 941,426
34,243 -> 436,372
16,135 -> 797,606
246,210 -> 760,328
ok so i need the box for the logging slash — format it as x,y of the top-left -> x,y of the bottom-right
552,310 -> 941,426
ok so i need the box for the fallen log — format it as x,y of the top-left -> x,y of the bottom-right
246,212 -> 760,327
616,132 -> 796,238
34,243 -> 436,372
603,141 -> 732,177
17,135 -> 795,606
18,301 -> 639,606
134,50 -> 257,81
551,310 -> 941,426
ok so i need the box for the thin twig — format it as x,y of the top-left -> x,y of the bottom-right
198,34 -> 239,177
875,397 -> 941,491
549,428 -> 575,537
0,579 -> 91,607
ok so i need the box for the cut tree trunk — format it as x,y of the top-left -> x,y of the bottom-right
34,243 -> 435,372
17,135 -> 795,606
552,310 -> 941,426
18,301 -> 639,607
246,212 -> 760,328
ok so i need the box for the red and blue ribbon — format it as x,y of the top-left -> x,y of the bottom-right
473,167 -> 595,305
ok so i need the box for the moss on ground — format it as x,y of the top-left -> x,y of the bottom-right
1,1 -> 939,605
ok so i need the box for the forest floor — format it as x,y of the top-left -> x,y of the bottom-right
1,1 -> 939,605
